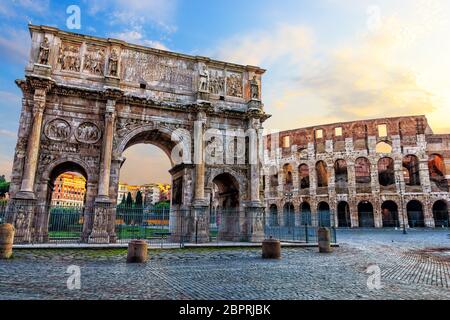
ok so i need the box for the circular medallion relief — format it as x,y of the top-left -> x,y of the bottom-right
76,122 -> 101,144
44,119 -> 71,142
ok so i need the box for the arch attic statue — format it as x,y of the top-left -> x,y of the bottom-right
7,25 -> 269,244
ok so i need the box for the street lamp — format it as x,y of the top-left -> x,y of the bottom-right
284,190 -> 293,236
399,189 -> 407,234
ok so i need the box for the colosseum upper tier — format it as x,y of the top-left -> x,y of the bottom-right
263,115 -> 450,229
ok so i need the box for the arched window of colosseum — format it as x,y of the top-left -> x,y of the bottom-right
378,157 -> 395,186
355,157 -> 371,184
298,164 -> 310,189
432,200 -> 449,227
300,202 -> 312,225
270,174 -> 279,188
283,163 -> 293,188
316,161 -> 328,187
428,154 -> 448,192
334,127 -> 343,137
269,204 -> 279,227
334,159 -> 348,187
376,141 -> 392,153
402,155 -> 421,186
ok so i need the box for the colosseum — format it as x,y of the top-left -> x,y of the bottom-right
263,115 -> 450,229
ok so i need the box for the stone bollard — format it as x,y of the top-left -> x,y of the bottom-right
262,237 -> 281,259
318,227 -> 333,253
126,240 -> 148,263
0,224 -> 15,259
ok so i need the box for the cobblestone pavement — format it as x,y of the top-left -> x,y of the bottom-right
0,229 -> 449,300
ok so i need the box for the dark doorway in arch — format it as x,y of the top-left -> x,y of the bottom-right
283,202 -> 295,227
213,173 -> 240,241
298,164 -> 310,189
300,202 -> 312,226
46,162 -> 88,242
283,163 -> 293,189
334,160 -> 348,192
407,200 -> 425,228
381,201 -> 399,227
358,201 -> 375,228
432,200 -> 449,227
317,202 -> 331,227
402,155 -> 421,187
269,204 -> 279,227
378,157 -> 395,187
337,201 -> 351,227
316,161 -> 328,188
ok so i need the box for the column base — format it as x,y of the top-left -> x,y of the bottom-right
190,203 -> 209,244
245,203 -> 265,243
14,191 -> 36,200
9,198 -> 36,244
88,201 -> 113,244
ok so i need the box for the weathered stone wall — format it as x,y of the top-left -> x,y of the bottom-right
264,116 -> 450,228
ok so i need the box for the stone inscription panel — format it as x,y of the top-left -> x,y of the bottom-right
120,49 -> 195,90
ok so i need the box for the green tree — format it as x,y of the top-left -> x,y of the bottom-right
135,191 -> 143,208
120,194 -> 126,206
0,175 -> 10,197
126,192 -> 133,207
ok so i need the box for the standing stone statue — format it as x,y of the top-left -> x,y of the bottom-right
198,63 -> 209,92
250,75 -> 259,100
38,37 -> 50,65
108,49 -> 119,77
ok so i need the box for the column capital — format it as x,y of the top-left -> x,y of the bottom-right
27,75 -> 55,93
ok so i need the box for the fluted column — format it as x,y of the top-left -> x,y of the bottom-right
96,99 -> 116,201
193,111 -> 206,202
17,88 -> 48,198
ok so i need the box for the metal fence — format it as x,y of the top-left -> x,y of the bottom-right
0,203 -> 339,245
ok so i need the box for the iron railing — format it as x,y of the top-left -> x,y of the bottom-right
0,203 -> 343,245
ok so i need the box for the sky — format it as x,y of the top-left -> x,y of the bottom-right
0,0 -> 449,184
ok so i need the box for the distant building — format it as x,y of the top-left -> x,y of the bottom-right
51,173 -> 86,207
117,182 -> 169,206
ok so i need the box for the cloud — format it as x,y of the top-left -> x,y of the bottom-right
87,0 -> 177,33
0,28 -> 30,64
110,30 -> 169,50
0,90 -> 21,106
213,24 -> 314,67
0,0 -> 50,17
212,2 -> 446,131
0,129 -> 16,139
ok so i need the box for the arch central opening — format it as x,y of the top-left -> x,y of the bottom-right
116,130 -> 175,242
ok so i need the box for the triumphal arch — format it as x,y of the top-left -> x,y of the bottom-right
7,25 -> 269,244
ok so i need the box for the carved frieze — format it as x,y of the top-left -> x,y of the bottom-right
226,71 -> 243,98
41,141 -> 79,153
58,43 -> 81,72
44,119 -> 71,141
76,122 -> 101,144
83,46 -> 106,76
209,69 -> 225,95
120,49 -> 195,90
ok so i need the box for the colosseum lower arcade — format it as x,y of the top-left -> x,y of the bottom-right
263,116 -> 450,229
